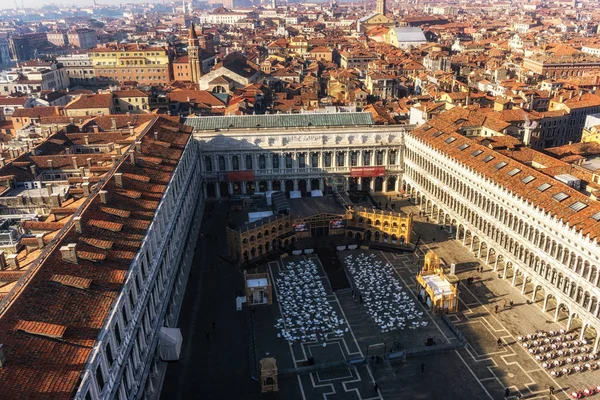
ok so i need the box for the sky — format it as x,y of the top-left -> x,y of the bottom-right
2,0 -> 156,10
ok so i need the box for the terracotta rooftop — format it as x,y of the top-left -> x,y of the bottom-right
411,123 -> 600,240
0,116 -> 192,399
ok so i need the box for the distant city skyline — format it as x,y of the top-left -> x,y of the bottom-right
0,0 -> 161,10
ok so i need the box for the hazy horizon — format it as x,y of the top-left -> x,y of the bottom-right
0,0 -> 165,10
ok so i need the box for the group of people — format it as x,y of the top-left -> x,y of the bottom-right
517,329 -> 598,376
345,253 -> 427,332
274,259 -> 346,344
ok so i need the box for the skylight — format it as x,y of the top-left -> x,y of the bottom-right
569,201 -> 587,212
552,192 -> 569,202
537,183 -> 551,192
508,168 -> 521,176
482,155 -> 494,163
494,161 -> 508,170
592,211 -> 600,222
522,175 -> 535,184
433,131 -> 443,138
457,143 -> 470,151
471,150 -> 483,157
444,137 -> 457,144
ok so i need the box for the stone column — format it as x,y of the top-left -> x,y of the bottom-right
228,182 -> 234,195
215,183 -> 221,199
318,152 -> 323,168
241,182 -> 247,194
346,151 -> 351,167
319,179 -> 324,191
203,184 -> 208,198
521,277 -> 527,294
307,179 -> 312,191
369,179 -> 375,192
293,179 -> 299,191
267,180 -> 273,191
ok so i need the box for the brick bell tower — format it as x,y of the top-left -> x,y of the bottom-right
188,23 -> 202,84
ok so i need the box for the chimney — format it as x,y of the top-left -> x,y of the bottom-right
84,135 -> 89,145
70,117 -> 74,125
82,182 -> 90,196
153,131 -> 158,140
29,165 -> 36,176
6,254 -> 19,270
130,151 -> 136,166
0,251 -> 6,271
72,157 -> 78,169
114,173 -> 123,187
111,155 -> 117,165
129,127 -> 135,136
111,117 -> 117,130
0,158 -> 5,167
115,145 -> 122,155
99,190 -> 109,204
74,216 -> 83,234
47,160 -> 54,169
86,158 -> 92,169
36,233 -> 44,249
135,141 -> 142,152
60,243 -> 78,264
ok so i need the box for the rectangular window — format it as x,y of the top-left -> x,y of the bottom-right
521,175 -> 535,184
482,155 -> 494,163
444,137 -> 456,144
507,168 -> 521,176
457,143 -> 469,151
569,201 -> 587,212
537,183 -> 551,192
96,365 -> 105,391
106,342 -> 114,366
114,321 -> 122,345
552,192 -> 569,202
471,150 -> 483,157
494,161 -> 507,170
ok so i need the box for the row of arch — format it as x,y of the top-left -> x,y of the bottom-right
401,160 -> 600,350
404,152 -> 599,289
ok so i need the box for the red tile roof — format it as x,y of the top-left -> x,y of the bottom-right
0,116 -> 192,399
411,124 -> 600,240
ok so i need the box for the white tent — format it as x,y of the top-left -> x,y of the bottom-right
289,191 -> 302,199
159,327 -> 183,361
311,190 -> 323,197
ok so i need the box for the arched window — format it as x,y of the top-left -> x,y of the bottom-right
204,156 -> 213,172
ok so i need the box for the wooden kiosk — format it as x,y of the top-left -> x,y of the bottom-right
244,271 -> 273,306
260,357 -> 279,393
416,251 -> 460,314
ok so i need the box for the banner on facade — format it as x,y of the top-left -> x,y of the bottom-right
329,219 -> 346,229
293,223 -> 310,232
350,166 -> 386,177
227,171 -> 255,181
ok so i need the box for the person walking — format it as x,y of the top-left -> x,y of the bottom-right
549,386 -> 555,395
497,338 -> 502,348
373,383 -> 379,393
495,304 -> 499,314
504,388 -> 510,399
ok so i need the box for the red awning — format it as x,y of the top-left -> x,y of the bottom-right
227,171 -> 255,181
350,167 -> 386,178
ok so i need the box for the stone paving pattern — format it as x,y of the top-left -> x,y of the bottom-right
160,197 -> 600,400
